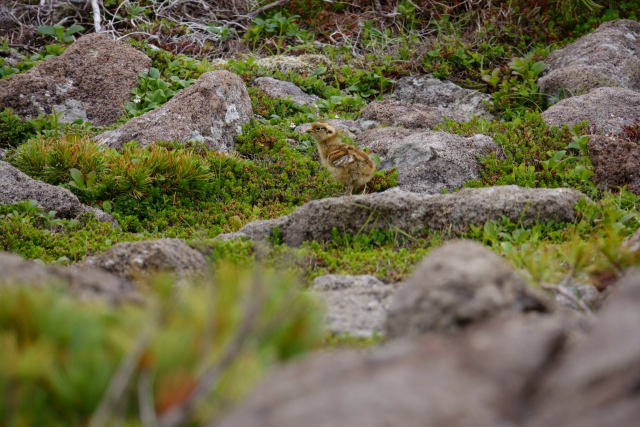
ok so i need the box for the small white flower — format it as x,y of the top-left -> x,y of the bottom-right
289,122 -> 296,128
334,114 -> 339,119
133,96 -> 142,103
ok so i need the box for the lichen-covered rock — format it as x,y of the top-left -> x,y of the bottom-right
359,129 -> 502,193
96,70 -> 252,152
82,238 -> 207,281
588,134 -> 640,193
542,87 -> 640,135
538,19 -> 640,99
0,33 -> 150,125
354,126 -> 415,156
0,160 -> 116,225
391,75 -> 493,120
311,274 -> 394,337
252,77 -> 319,107
255,54 -> 330,75
385,240 -> 552,338
221,186 -> 584,247
359,100 -> 464,128
0,252 -> 139,304
216,313 -> 567,427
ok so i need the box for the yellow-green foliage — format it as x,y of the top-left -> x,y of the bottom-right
0,263 -> 323,426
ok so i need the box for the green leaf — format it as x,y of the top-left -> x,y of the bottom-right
66,24 -> 85,35
37,26 -> 57,37
148,67 -> 161,79
531,61 -> 547,76
69,168 -> 84,185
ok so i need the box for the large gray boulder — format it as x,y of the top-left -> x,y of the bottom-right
538,19 -> 640,99
81,238 -> 208,281
216,186 -> 584,247
358,129 -> 502,193
97,70 -> 252,152
311,274 -> 395,337
0,33 -> 151,125
0,160 -> 116,224
0,252 -> 139,304
542,87 -> 640,135
385,240 -> 552,338
524,270 -> 640,427
588,134 -> 640,194
359,100 -> 464,129
252,77 -> 319,108
217,268 -> 640,427
391,75 -> 493,121
216,313 -> 567,427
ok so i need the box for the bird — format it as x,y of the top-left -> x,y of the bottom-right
306,122 -> 376,195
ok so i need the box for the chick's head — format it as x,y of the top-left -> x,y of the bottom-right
306,122 -> 336,143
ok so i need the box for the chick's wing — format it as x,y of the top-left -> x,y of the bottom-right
326,146 -> 357,168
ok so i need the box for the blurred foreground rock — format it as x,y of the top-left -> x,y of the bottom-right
0,252 -> 139,304
217,270 -> 640,427
81,238 -> 208,281
385,240 -> 552,338
311,274 -> 395,337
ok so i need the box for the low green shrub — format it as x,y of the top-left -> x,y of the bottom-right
0,263 -> 323,425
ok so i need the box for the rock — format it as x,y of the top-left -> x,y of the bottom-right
0,252 -> 140,304
311,275 -> 395,337
0,148 -> 5,159
217,269 -> 640,427
0,33 -> 150,126
216,313 -> 567,427
255,54 -> 330,75
0,160 -> 116,225
538,20 -> 640,99
295,119 -> 373,139
360,100 -> 464,128
96,70 -> 252,152
385,240 -> 552,338
542,87 -> 640,135
81,238 -> 207,281
354,126 -> 416,157
551,281 -> 602,311
624,228 -> 640,252
524,270 -> 640,427
391,75 -> 493,121
359,129 -> 502,193
223,186 -> 584,247
252,77 -> 319,107
588,134 -> 640,193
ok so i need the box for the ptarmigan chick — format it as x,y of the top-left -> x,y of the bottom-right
307,122 -> 375,194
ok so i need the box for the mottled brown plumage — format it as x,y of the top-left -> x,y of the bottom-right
306,122 -> 375,194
